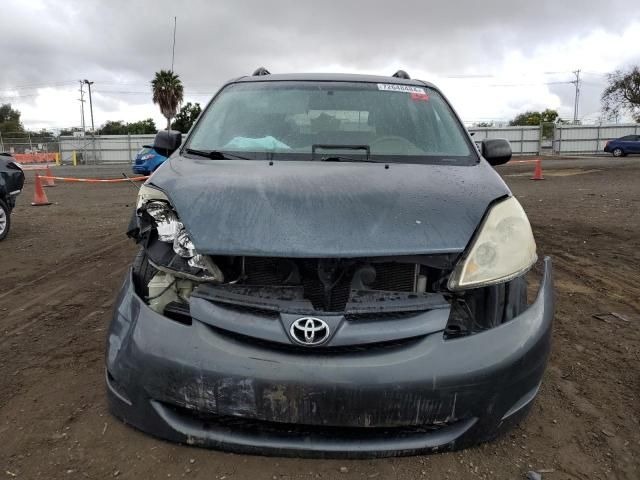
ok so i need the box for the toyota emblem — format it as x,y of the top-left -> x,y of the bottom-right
290,317 -> 330,346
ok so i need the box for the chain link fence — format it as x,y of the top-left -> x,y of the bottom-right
58,134 -> 156,164
0,131 -> 59,155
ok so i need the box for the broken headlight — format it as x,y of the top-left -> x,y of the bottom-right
448,197 -> 536,290
145,202 -> 198,260
137,184 -> 224,282
146,201 -> 179,242
173,223 -> 196,258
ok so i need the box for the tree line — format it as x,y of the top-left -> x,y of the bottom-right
0,100 -> 201,138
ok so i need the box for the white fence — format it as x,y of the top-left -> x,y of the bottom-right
468,126 -> 541,154
57,123 -> 640,164
554,123 -> 640,154
470,123 -> 640,155
59,134 -> 155,164
60,131 -> 541,163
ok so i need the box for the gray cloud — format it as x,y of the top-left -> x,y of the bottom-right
1,0 -> 639,127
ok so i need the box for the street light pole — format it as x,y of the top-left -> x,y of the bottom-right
84,80 -> 95,132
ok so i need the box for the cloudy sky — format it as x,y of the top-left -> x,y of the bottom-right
1,0 -> 639,131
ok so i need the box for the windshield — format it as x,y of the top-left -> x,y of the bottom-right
187,81 -> 476,164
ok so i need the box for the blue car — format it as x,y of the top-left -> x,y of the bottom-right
604,135 -> 640,157
132,145 -> 168,175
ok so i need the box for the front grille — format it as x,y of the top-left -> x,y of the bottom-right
214,302 -> 280,319
344,310 -> 420,322
370,262 -> 417,292
209,325 -> 424,354
208,297 -> 433,323
241,257 -> 418,312
302,270 -> 352,311
243,257 -> 285,284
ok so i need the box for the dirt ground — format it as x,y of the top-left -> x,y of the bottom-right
1,158 -> 638,480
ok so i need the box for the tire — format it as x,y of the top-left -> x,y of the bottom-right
612,148 -> 624,157
132,248 -> 157,297
0,199 -> 10,241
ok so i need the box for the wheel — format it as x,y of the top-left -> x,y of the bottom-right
0,199 -> 10,241
612,148 -> 624,157
132,248 -> 157,297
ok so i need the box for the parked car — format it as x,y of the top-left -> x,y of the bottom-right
132,145 -> 168,175
604,135 -> 640,156
0,152 -> 25,241
107,69 -> 554,458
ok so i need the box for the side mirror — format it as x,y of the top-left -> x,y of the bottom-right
481,139 -> 512,166
153,130 -> 182,157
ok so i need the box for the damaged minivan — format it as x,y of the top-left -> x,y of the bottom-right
107,69 -> 554,458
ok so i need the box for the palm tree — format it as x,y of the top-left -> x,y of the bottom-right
151,70 -> 184,130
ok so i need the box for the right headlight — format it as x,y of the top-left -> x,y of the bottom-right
448,197 -> 537,290
137,183 -> 169,209
136,184 -> 224,282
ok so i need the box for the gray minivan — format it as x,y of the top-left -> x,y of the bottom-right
106,69 -> 554,458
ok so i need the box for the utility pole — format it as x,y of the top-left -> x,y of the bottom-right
571,69 -> 581,124
78,80 -> 86,133
84,80 -> 95,132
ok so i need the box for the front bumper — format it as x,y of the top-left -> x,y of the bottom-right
106,258 -> 554,458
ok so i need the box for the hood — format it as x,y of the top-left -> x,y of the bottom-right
149,157 -> 510,258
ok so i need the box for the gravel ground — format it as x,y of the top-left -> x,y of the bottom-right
1,157 -> 638,479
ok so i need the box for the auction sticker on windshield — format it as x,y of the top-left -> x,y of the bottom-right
377,84 -> 426,94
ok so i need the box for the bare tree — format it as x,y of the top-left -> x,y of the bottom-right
601,66 -> 640,122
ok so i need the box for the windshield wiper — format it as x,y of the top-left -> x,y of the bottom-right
312,144 -> 371,161
319,155 -> 381,163
184,148 -> 251,160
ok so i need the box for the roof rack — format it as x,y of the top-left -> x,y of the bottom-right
392,70 -> 411,79
252,67 -> 271,76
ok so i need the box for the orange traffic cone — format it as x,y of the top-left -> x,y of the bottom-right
31,173 -> 52,206
531,159 -> 545,180
43,166 -> 56,187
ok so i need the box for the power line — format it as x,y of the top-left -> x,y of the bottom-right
0,70 -> 611,93
0,89 -> 213,99
0,80 -> 77,91
484,81 -> 574,87
0,93 -> 40,101
442,70 -> 578,78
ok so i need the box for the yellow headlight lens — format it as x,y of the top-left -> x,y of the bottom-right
449,197 -> 537,290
